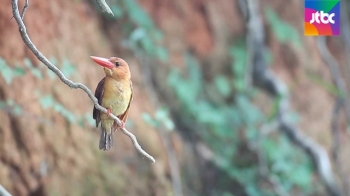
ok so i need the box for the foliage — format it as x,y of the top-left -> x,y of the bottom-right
0,99 -> 22,115
0,56 -> 93,127
97,0 -> 168,61
167,41 -> 316,195
0,58 -> 26,84
142,107 -> 175,131
0,57 -> 77,83
36,91 -> 94,127
265,8 -> 302,48
230,42 -> 247,92
60,58 -> 77,78
23,58 -> 43,79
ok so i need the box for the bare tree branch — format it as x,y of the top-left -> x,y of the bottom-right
95,0 -> 114,16
330,99 -> 349,194
318,36 -> 350,195
331,99 -> 342,164
318,37 -> 350,127
340,0 -> 350,82
240,0 -> 342,195
11,0 -> 155,163
340,2 -> 350,194
0,185 -> 11,196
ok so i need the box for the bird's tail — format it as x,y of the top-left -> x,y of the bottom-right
99,126 -> 114,151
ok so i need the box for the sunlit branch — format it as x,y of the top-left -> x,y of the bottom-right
95,0 -> 114,16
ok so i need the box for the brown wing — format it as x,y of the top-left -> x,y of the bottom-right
93,78 -> 105,127
117,80 -> 133,124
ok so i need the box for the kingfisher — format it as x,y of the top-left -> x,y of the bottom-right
91,56 -> 133,151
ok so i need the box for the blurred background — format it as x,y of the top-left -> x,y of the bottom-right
0,0 -> 349,195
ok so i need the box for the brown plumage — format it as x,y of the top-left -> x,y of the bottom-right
91,56 -> 133,151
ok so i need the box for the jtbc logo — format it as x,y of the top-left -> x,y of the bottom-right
310,11 -> 335,24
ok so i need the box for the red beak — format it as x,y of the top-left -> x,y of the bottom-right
90,56 -> 114,69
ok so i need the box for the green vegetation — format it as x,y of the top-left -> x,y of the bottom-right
0,58 -> 26,84
0,1 -> 328,195
99,0 -> 168,61
97,2 -> 320,195
167,42 -> 315,194
0,57 -> 93,127
265,8 -> 302,48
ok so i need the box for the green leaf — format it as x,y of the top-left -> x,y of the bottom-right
155,108 -> 174,131
142,112 -> 157,127
0,58 -> 6,69
163,118 -> 174,131
13,105 -> 22,115
84,113 -> 95,127
156,47 -> 168,61
214,75 -> 231,98
61,59 -> 76,78
23,58 -> 33,68
230,46 -> 246,75
13,67 -> 26,76
0,58 -> 13,84
39,95 -> 54,109
1,67 -> 13,84
110,5 -> 123,18
265,8 -> 302,47
6,99 -> 14,106
31,68 -> 43,80
123,0 -> 154,28
129,28 -> 147,43
140,37 -> 154,54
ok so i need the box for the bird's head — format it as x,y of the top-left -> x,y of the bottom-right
90,56 -> 131,80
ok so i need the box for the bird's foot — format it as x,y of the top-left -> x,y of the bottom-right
118,121 -> 125,130
106,108 -> 111,117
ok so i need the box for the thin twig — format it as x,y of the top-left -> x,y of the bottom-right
95,0 -> 114,16
11,0 -> 155,163
240,0 -> 342,195
20,0 -> 28,20
0,185 -> 12,196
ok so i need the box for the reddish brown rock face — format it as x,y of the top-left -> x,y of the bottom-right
0,0 -> 349,195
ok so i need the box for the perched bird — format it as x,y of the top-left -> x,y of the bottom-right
91,56 -> 133,151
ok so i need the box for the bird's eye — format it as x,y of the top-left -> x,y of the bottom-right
115,62 -> 121,67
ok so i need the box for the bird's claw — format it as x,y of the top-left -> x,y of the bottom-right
118,121 -> 125,130
106,108 -> 111,117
